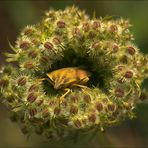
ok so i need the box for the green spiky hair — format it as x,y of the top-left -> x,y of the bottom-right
0,6 -> 147,140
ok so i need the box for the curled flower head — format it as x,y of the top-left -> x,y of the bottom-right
0,6 -> 147,140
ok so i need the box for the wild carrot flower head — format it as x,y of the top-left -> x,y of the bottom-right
0,6 -> 147,140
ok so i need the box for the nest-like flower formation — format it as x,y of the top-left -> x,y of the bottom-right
0,6 -> 147,140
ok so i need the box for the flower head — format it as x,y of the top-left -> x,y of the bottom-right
0,6 -> 147,140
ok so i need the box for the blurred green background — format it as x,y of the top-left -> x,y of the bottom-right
0,0 -> 148,147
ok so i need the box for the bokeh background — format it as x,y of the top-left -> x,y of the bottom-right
0,0 -> 148,147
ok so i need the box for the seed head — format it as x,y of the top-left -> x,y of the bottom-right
83,94 -> 91,103
115,88 -> 124,97
28,84 -> 39,92
107,103 -> 116,112
70,105 -> 78,114
24,61 -> 34,69
49,100 -> 56,106
57,20 -> 65,28
88,113 -> 96,123
117,65 -> 125,71
124,71 -> 133,78
52,37 -> 61,45
74,119 -> 82,128
82,22 -> 90,32
27,92 -> 37,103
96,102 -> 103,112
110,24 -> 118,33
36,99 -> 43,106
54,107 -> 61,115
70,94 -> 79,102
42,109 -> 50,118
28,50 -> 38,58
127,46 -> 136,55
0,79 -> 9,88
20,41 -> 30,49
92,21 -> 100,29
72,27 -> 81,38
44,42 -> 53,50
17,76 -> 27,86
112,44 -> 119,53
29,108 -> 37,116
40,56 -> 49,63
23,26 -> 35,36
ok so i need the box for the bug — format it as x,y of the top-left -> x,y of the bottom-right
41,67 -> 91,103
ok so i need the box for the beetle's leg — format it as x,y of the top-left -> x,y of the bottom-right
35,78 -> 46,84
36,78 -> 54,85
72,83 -> 91,99
72,76 -> 90,89
45,78 -> 54,85
71,77 -> 90,89
72,77 -> 91,95
59,88 -> 71,104
72,83 -> 90,90
72,84 -> 91,97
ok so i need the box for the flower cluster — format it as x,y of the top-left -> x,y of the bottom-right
0,6 -> 147,140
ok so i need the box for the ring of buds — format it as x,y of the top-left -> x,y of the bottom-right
0,6 -> 147,140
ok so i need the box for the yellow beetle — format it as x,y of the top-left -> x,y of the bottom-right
41,67 -> 91,103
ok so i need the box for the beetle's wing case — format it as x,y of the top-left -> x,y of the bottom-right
76,69 -> 90,79
46,67 -> 77,87
46,67 -> 90,87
